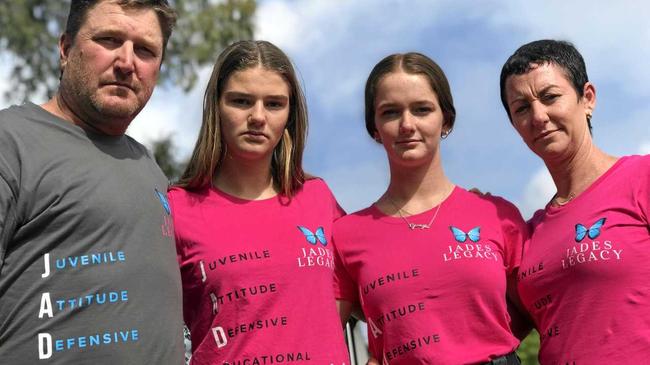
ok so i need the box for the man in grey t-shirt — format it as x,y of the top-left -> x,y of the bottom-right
0,1 -> 184,363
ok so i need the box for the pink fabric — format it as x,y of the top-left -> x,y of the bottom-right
170,179 -> 350,365
518,155 -> 650,364
334,187 -> 525,364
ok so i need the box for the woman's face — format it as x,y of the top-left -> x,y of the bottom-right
373,71 -> 447,167
504,62 -> 595,162
219,66 -> 291,163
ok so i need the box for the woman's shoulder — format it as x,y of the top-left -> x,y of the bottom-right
299,176 -> 338,198
167,185 -> 210,207
302,175 -> 328,189
620,154 -> 650,170
333,205 -> 379,236
454,186 -> 521,214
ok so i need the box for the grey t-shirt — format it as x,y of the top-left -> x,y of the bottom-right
0,103 -> 184,364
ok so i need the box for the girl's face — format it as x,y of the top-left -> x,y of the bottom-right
219,66 -> 291,163
373,71 -> 446,167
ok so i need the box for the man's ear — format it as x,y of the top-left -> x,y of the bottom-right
59,33 -> 72,73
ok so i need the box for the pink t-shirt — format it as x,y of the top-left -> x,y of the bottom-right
334,187 -> 526,364
169,178 -> 350,365
517,155 -> 650,364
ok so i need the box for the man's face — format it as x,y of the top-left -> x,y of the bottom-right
59,1 -> 164,135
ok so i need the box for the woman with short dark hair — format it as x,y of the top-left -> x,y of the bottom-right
501,39 -> 650,364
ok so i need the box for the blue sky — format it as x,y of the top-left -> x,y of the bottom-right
3,0 -> 649,218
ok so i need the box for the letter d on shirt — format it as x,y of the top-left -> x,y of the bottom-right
211,326 -> 227,348
38,333 -> 52,359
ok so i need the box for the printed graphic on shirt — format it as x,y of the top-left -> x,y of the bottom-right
518,261 -> 544,282
449,226 -> 480,242
383,333 -> 441,364
443,225 -> 498,262
531,294 -> 553,313
296,225 -> 334,269
296,226 -> 328,246
222,351 -> 314,364
37,250 -> 137,360
362,269 -> 420,296
197,249 -> 278,319
156,188 -> 173,237
561,217 -> 623,269
200,250 -> 272,273
574,218 -> 605,242
155,188 -> 171,215
539,324 -> 561,342
35,187 -> 172,360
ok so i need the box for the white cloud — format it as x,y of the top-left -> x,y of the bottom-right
519,168 -> 555,220
0,54 -> 19,108
127,67 -> 213,158
639,142 -> 650,155
489,0 -> 650,95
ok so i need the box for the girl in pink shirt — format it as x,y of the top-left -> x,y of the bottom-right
501,39 -> 650,363
169,41 -> 349,365
334,53 -> 526,364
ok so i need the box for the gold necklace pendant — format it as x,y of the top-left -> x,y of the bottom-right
408,222 -> 431,230
387,197 -> 442,230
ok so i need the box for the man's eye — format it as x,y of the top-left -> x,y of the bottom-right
135,46 -> 156,58
97,37 -> 120,45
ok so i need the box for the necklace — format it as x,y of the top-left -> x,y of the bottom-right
551,192 -> 576,207
386,197 -> 443,230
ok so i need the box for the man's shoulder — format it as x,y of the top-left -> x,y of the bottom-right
0,102 -> 36,125
123,134 -> 152,156
0,102 -> 61,136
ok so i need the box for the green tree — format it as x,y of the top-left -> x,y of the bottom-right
517,330 -> 540,365
0,0 -> 255,102
152,134 -> 186,182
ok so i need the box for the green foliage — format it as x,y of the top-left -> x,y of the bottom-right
516,330 -> 540,365
152,134 -> 186,182
0,0 -> 256,102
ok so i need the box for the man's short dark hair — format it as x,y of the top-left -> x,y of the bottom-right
64,0 -> 177,58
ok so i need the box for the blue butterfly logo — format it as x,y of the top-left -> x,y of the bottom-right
297,226 -> 327,246
155,189 -> 171,215
450,226 -> 480,243
575,218 -> 606,242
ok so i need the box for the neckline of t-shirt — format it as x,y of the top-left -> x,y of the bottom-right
368,185 -> 459,224
208,185 -> 283,205
25,101 -> 127,145
544,155 -> 627,214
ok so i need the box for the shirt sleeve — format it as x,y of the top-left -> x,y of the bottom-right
498,198 -> 528,276
0,175 -> 18,270
333,200 -> 346,221
166,188 -> 185,266
635,154 -> 650,224
332,235 -> 358,303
